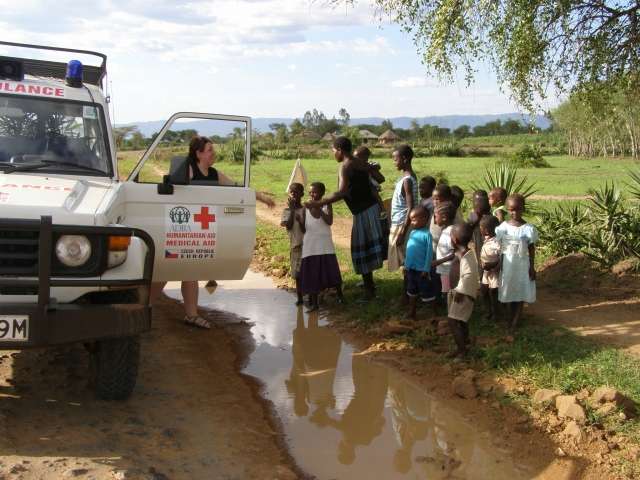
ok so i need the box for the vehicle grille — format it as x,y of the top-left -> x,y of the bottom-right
0,230 -> 39,275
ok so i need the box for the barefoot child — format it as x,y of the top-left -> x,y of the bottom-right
429,184 -> 452,255
429,184 -> 451,298
450,185 -> 465,224
496,194 -> 538,333
403,206 -> 433,319
432,202 -> 457,295
281,182 -> 305,305
468,190 -> 490,270
419,175 -> 437,226
479,215 -> 501,321
489,187 -> 508,223
388,145 -> 419,272
447,223 -> 480,358
299,182 -> 344,311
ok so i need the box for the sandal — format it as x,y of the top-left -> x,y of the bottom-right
184,315 -> 211,329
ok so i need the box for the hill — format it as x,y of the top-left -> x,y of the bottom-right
119,113 -> 550,138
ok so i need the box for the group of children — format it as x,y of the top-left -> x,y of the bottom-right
282,143 -> 538,359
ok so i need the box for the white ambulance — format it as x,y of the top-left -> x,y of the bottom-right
0,41 -> 256,399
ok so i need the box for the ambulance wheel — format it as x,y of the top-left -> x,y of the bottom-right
93,336 -> 140,400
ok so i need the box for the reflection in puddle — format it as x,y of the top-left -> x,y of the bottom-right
167,272 -> 531,479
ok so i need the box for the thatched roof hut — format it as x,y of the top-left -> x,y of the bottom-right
322,132 -> 336,142
378,129 -> 399,145
295,130 -> 322,142
359,129 -> 379,143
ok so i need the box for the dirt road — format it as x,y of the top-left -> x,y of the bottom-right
0,295 -> 299,480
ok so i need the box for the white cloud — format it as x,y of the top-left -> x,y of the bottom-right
287,64 -> 297,71
282,83 -> 296,90
1,1 -> 386,64
353,36 -> 395,55
391,76 -> 437,88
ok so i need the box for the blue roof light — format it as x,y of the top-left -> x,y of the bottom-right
65,60 -> 83,87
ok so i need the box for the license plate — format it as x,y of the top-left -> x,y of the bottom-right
0,315 -> 29,341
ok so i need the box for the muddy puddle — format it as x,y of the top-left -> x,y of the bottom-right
167,272 -> 536,479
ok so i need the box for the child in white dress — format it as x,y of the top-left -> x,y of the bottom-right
299,182 -> 344,312
495,194 -> 538,333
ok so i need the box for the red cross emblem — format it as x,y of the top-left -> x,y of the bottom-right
194,206 -> 216,230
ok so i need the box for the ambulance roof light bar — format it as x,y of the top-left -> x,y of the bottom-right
0,41 -> 107,89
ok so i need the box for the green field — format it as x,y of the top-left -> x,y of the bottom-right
117,148 -> 639,218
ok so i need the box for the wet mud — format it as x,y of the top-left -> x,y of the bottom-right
183,271 -> 571,479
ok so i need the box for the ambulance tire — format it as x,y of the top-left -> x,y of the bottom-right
93,336 -> 140,401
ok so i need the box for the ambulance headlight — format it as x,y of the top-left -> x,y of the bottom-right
55,235 -> 92,267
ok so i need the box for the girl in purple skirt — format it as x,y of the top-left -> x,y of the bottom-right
299,182 -> 345,312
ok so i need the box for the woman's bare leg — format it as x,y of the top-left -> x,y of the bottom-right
181,281 -> 199,317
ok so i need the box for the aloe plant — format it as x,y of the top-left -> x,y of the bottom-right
627,169 -> 640,200
471,162 -> 538,199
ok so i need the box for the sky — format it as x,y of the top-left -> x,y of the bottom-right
0,0 -> 550,123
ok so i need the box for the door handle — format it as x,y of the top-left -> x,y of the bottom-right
224,207 -> 244,214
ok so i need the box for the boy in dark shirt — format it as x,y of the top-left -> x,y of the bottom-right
419,175 -> 436,226
281,182 -> 305,305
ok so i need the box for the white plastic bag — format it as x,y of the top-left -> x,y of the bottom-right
285,158 -> 308,193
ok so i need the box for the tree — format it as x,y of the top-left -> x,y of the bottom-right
340,0 -> 640,110
552,79 -> 640,158
289,119 -> 304,136
381,119 -> 394,131
410,119 -> 421,138
231,127 -> 245,139
338,107 -> 351,126
453,125 -> 470,138
502,119 -> 524,135
269,122 -> 286,132
129,131 -> 146,150
113,126 -> 138,149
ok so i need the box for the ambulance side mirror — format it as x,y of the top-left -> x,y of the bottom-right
158,175 -> 174,195
169,157 -> 189,185
157,157 -> 189,195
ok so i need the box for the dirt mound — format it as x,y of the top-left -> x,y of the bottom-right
538,253 -> 640,300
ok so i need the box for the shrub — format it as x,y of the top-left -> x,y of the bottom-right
505,145 -> 551,168
266,147 -> 300,160
414,142 -> 466,157
536,204 -> 589,258
216,139 -> 260,163
628,168 -> 640,200
465,146 -> 495,157
431,170 -> 449,185
536,181 -> 640,268
582,183 -> 640,266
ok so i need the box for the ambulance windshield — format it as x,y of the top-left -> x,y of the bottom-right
0,95 -> 111,176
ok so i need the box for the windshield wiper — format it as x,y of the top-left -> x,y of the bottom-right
1,160 -> 107,176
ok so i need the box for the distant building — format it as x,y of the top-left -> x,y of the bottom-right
359,129 -> 379,144
295,130 -> 322,142
322,132 -> 337,142
378,129 -> 399,145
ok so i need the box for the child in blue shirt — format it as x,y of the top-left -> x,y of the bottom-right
404,206 -> 433,319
